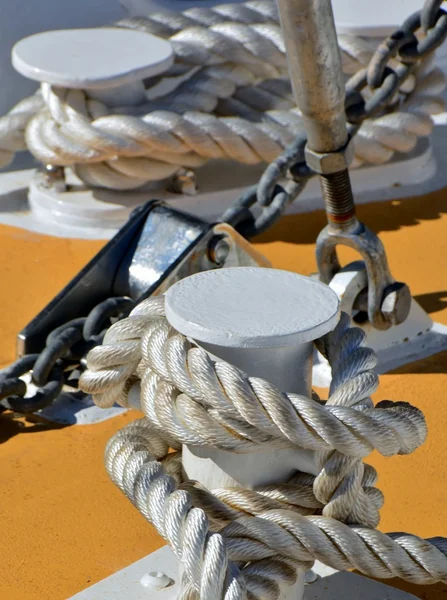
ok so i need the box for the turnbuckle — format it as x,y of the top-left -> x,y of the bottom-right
277,0 -> 411,331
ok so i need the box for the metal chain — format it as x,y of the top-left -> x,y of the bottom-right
1,0 -> 446,415
0,297 -> 133,414
220,136 -> 313,236
223,0 -> 447,239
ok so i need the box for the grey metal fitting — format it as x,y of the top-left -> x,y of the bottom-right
353,280 -> 412,328
207,235 -> 231,266
305,138 -> 355,175
381,281 -> 412,328
43,164 -> 67,193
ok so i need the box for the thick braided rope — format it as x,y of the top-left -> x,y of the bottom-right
79,295 -> 447,597
80,296 -> 425,531
106,418 -> 447,600
23,56 -> 443,190
0,94 -> 44,168
0,1 -> 444,186
115,2 -> 405,77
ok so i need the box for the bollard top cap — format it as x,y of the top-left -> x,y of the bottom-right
165,267 -> 340,348
12,28 -> 173,89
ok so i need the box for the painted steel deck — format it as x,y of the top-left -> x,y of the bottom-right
1,191 -> 447,600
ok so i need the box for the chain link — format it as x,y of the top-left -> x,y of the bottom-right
224,0 -> 447,239
421,0 -> 447,32
0,297 -> 133,414
220,135 -> 312,237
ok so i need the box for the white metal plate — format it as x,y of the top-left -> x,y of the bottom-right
69,546 -> 419,600
70,545 -> 181,600
38,393 -> 127,425
312,318 -> 447,388
306,562 -> 419,600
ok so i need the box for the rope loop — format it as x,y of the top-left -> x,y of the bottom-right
76,294 -> 447,599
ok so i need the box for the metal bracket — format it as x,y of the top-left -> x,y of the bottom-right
17,201 -> 270,356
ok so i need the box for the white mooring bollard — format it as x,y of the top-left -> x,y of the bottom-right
71,267 -> 424,600
11,27 -> 174,231
165,267 -> 340,599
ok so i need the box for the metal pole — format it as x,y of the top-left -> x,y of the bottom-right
276,0 -> 357,231
276,0 -> 347,151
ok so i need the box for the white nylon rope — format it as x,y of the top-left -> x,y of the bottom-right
0,0 -> 444,190
78,295 -> 447,599
0,94 -> 44,169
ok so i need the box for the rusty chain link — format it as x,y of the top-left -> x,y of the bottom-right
225,0 -> 447,239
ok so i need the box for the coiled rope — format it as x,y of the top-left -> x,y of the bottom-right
0,0 -> 445,190
79,295 -> 447,599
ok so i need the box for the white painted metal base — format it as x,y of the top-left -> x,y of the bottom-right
69,544 -> 419,600
182,445 -> 318,490
18,374 -> 127,424
37,392 -> 127,425
17,134 -> 438,239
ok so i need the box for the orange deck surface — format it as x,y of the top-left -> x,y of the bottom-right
0,191 -> 447,599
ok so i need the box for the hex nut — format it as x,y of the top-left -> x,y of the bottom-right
305,138 -> 355,174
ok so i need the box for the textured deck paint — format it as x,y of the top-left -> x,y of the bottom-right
0,188 -> 447,599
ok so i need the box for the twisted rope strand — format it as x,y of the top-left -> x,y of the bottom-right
80,299 -> 426,461
105,418 -> 447,600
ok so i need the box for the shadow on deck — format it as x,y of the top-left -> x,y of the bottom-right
257,187 -> 447,245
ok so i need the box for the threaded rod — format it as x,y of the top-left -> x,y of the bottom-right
319,169 -> 357,229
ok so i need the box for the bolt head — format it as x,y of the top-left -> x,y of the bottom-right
42,165 -> 67,192
381,282 -> 412,327
169,168 -> 197,196
140,571 -> 172,590
305,570 -> 319,584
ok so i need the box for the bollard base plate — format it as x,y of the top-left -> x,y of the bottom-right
69,545 -> 419,600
